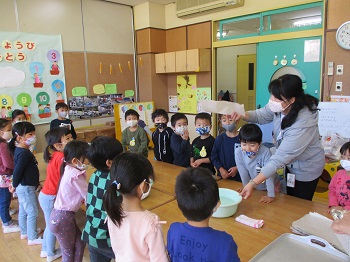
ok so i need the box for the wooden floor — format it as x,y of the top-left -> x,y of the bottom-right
0,149 -> 330,261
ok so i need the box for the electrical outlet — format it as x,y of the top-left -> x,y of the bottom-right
336,82 -> 342,92
337,65 -> 344,75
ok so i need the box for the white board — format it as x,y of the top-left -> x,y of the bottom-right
318,102 -> 350,138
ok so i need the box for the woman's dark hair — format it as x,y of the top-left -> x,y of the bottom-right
9,122 -> 35,154
60,140 -> 89,176
238,123 -> 262,144
44,127 -> 71,163
103,152 -> 154,227
340,142 -> 350,155
11,109 -> 26,121
0,119 -> 11,143
87,136 -> 123,171
268,74 -> 319,130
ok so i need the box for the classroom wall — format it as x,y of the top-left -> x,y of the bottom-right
216,44 -> 256,96
1,0 -> 134,152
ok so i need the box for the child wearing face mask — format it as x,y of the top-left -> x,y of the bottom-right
211,114 -> 241,181
103,152 -> 167,262
190,113 -> 215,174
49,140 -> 90,262
151,109 -> 174,164
170,113 -> 191,167
82,136 -> 123,262
329,142 -> 350,213
235,124 -> 278,204
50,102 -> 77,139
121,109 -> 149,157
8,122 -> 42,245
0,119 -> 21,234
39,127 -> 73,261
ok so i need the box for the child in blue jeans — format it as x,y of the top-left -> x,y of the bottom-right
9,122 -> 42,245
0,119 -> 20,234
39,127 -> 73,261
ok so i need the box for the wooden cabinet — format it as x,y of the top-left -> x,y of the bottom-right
175,49 -> 210,73
155,52 -> 175,73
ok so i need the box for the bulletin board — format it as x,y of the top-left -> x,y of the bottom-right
318,102 -> 350,138
113,101 -> 154,141
0,31 -> 66,124
63,52 -> 135,98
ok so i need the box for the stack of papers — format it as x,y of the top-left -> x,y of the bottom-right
291,212 -> 350,255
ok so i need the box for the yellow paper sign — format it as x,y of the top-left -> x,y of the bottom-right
93,84 -> 105,94
72,86 -> 87,97
125,90 -> 134,97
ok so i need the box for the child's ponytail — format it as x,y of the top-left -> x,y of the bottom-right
103,152 -> 154,227
8,136 -> 17,155
103,181 -> 124,227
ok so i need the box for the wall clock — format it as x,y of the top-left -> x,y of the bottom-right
336,21 -> 350,50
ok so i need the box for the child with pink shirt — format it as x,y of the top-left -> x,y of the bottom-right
49,140 -> 90,262
103,153 -> 168,262
329,142 -> 350,212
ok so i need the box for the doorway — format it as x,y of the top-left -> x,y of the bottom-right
236,54 -> 256,111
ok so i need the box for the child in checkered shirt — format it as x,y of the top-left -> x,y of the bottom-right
81,136 -> 123,262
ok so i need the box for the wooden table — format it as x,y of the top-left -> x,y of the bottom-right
37,152 -> 332,261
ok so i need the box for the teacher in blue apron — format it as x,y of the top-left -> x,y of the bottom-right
236,74 -> 325,201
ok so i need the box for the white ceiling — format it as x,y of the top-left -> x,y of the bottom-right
104,0 -> 174,6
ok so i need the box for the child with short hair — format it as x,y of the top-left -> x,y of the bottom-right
50,102 -> 77,139
0,119 -> 20,234
152,109 -> 174,163
167,167 -> 240,262
121,109 -> 149,157
235,124 -> 278,204
49,140 -> 90,262
39,127 -> 73,261
9,122 -> 42,245
211,114 -> 241,181
329,142 -> 350,212
82,136 -> 123,262
11,109 -> 27,124
190,113 -> 215,174
103,153 -> 168,261
170,113 -> 191,167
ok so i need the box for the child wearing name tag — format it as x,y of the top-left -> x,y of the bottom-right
235,124 -> 279,204
167,167 -> 240,262
121,109 -> 149,157
103,153 -> 168,262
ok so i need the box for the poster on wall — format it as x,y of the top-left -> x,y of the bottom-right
0,31 -> 66,124
196,87 -> 211,113
177,75 -> 197,114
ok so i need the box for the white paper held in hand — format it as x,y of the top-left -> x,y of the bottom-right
198,100 -> 245,116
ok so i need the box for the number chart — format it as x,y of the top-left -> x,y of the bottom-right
0,31 -> 66,124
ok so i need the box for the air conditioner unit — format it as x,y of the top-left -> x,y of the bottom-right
176,0 -> 244,18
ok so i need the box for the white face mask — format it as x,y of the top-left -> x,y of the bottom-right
141,179 -> 153,200
127,120 -> 138,127
25,136 -> 36,146
175,125 -> 188,135
2,131 -> 12,141
76,159 -> 89,171
268,99 -> 290,113
340,160 -> 350,171
59,111 -> 67,118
